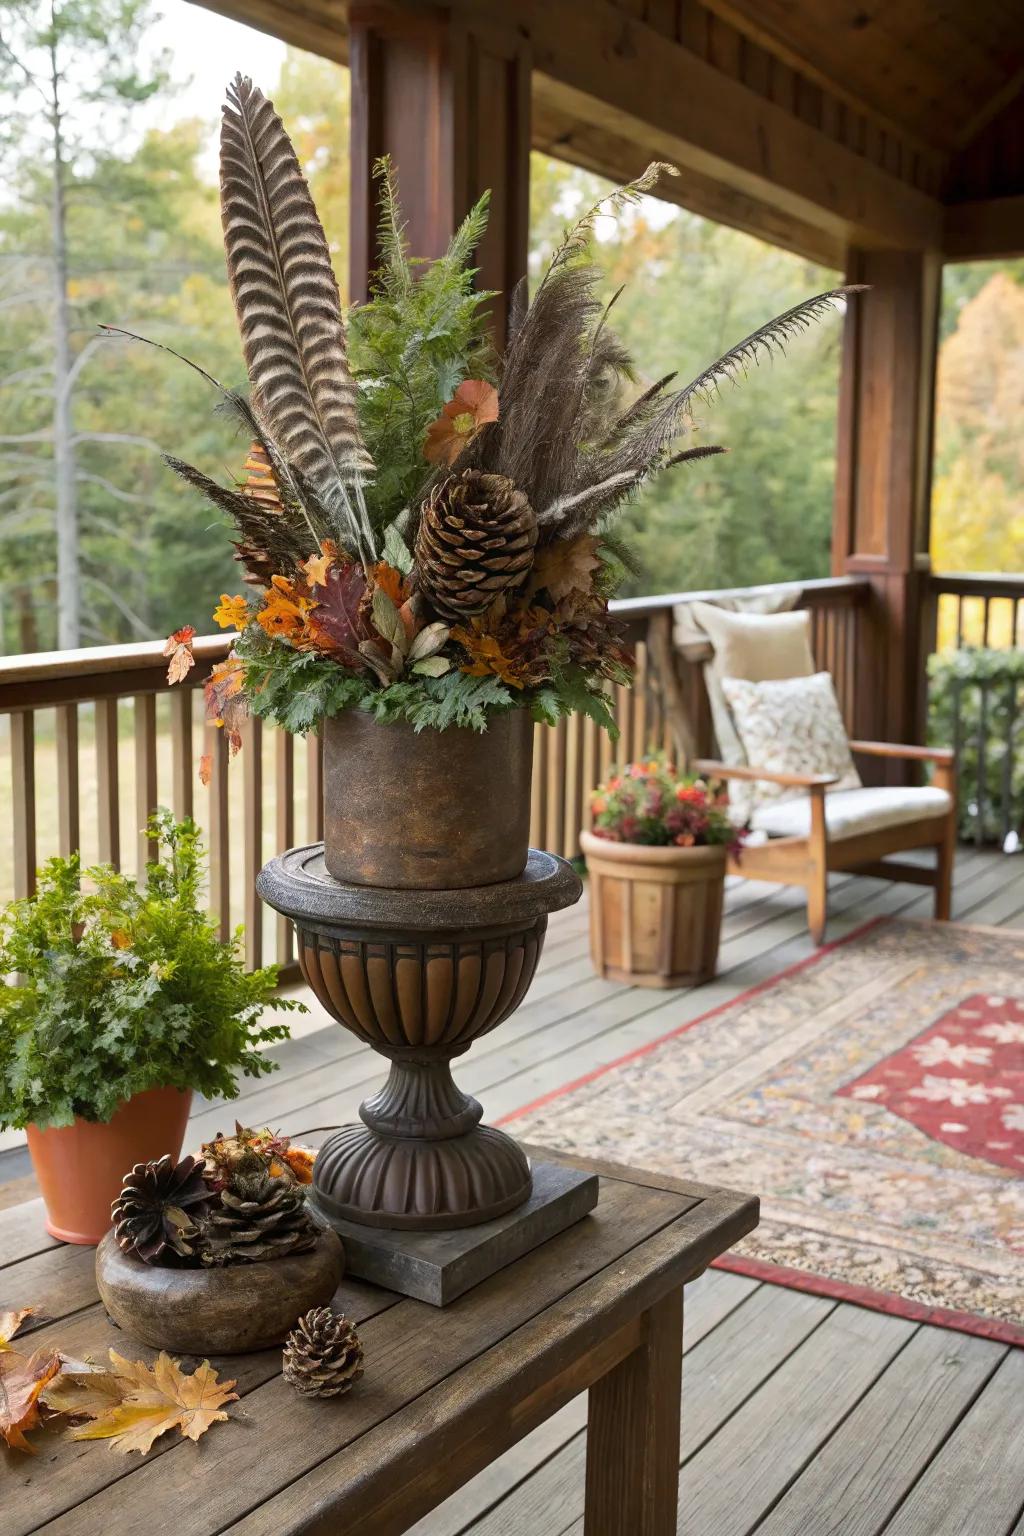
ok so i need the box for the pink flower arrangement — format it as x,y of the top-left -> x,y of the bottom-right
590,755 -> 740,850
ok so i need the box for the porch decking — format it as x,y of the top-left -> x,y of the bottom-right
3,850 -> 1023,1534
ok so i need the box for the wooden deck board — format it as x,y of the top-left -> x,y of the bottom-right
2,849 -> 1022,1534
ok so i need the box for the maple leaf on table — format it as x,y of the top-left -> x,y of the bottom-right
0,1347 -> 62,1453
0,1307 -> 33,1351
69,1350 -> 237,1456
163,625 -> 196,686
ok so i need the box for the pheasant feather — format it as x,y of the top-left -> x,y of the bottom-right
220,74 -> 374,552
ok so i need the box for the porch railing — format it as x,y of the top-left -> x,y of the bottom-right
0,574 -> 871,972
928,571 -> 1024,846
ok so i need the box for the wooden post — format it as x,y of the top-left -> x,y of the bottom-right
349,2 -> 530,347
833,249 -> 941,773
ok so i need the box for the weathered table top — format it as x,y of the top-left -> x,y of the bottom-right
1,1149 -> 757,1536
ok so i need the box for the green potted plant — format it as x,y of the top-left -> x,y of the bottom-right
120,75 -> 856,891
0,812 -> 301,1244
581,756 -> 741,987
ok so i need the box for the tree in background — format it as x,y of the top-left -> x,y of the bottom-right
528,152 -> 843,596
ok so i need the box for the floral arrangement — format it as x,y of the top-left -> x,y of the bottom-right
590,755 -> 739,849
111,1124 -> 318,1269
0,814 -> 300,1131
119,76 -> 855,746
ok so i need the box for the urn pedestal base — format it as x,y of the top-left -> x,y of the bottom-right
256,846 -> 584,1279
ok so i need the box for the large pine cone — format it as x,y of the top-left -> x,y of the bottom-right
415,470 -> 537,621
283,1307 -> 364,1398
198,1171 -> 317,1267
112,1155 -> 214,1265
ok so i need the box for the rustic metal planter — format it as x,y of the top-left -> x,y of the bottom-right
322,710 -> 534,889
581,829 -> 727,988
94,1227 -> 345,1354
257,845 -> 581,1231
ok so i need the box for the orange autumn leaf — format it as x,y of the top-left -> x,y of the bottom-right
0,1348 -> 62,1453
110,929 -> 131,951
301,549 -> 332,588
256,575 -> 312,642
198,753 -> 213,787
69,1350 -> 237,1456
0,1308 -> 33,1351
424,379 -> 499,466
203,656 -> 248,755
371,561 -> 411,608
450,626 -> 527,689
163,625 -> 196,686
212,594 -> 249,632
282,1146 -> 316,1184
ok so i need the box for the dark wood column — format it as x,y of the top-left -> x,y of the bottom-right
833,249 -> 941,766
348,3 -> 530,347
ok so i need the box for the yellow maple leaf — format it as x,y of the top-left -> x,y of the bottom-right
213,594 -> 250,632
42,1368 -> 125,1418
69,1350 -> 237,1456
0,1307 -> 33,1351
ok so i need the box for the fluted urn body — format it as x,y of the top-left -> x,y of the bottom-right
257,845 -> 582,1230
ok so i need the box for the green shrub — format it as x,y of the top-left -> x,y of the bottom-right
0,810 -> 303,1130
928,647 -> 1024,843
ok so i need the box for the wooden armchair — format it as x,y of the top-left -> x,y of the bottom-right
695,742 -> 957,946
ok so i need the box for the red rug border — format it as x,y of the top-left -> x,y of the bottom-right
499,913 -> 1024,1348
711,1253 -> 1024,1348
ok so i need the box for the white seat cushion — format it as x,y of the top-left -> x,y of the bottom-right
750,785 -> 952,841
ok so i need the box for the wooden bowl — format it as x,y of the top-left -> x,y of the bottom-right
95,1229 -> 345,1355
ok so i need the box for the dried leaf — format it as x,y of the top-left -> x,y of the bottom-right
370,561 -> 410,607
370,587 -> 405,651
42,1369 -> 125,1419
407,622 -> 450,663
69,1350 -> 237,1456
198,753 -> 214,787
203,656 -> 248,754
302,562 -> 372,668
424,379 -> 499,466
0,1308 -> 33,1351
301,548 -> 332,588
530,535 -> 601,602
0,1348 -> 62,1453
163,625 -> 196,686
411,654 -> 451,677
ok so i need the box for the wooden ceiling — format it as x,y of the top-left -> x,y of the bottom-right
701,0 -> 1024,153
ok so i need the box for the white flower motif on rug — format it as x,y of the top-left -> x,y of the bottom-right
504,919 -> 1024,1340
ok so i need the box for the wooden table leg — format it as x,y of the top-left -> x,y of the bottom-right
584,1286 -> 683,1536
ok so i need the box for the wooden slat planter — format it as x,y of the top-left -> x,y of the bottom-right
581,831 -> 727,988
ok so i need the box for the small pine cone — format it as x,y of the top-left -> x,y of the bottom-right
415,470 -> 537,621
198,1171 -> 318,1267
112,1154 -> 214,1265
283,1308 -> 364,1398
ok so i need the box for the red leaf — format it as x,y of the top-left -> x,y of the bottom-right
163,625 -> 196,686
303,563 -> 372,668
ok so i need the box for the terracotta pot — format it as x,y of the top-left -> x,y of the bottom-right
95,1227 -> 345,1354
26,1086 -> 193,1245
322,708 -> 534,889
581,829 -> 727,988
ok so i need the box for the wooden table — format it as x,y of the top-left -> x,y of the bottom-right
2,1150 -> 757,1536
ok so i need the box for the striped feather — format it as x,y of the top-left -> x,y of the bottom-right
220,74 -> 374,505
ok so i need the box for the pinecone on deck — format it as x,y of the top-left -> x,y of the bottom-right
415,470 -> 537,621
112,1155 -> 215,1265
198,1168 -> 317,1266
282,1308 -> 364,1398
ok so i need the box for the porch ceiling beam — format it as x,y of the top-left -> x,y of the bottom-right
495,0 -> 944,251
186,0 -> 348,64
943,195 -> 1024,261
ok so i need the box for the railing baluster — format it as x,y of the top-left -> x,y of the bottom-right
275,729 -> 295,967
206,722 -> 230,940
956,595 -> 964,648
545,720 -> 566,856
55,702 -> 79,859
982,597 -> 991,647
633,642 -> 648,758
11,710 -> 36,898
134,693 -> 158,875
244,715 -> 263,970
530,722 -> 545,849
582,714 -> 598,831
563,712 -> 582,859
975,681 -> 988,848
170,687 -> 193,822
1001,677 -> 1017,848
95,697 -> 121,867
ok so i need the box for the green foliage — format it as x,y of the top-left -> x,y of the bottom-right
347,159 -> 496,535
0,812 -> 302,1130
928,647 -> 1024,843
530,670 -> 619,737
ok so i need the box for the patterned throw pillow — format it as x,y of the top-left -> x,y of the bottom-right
721,671 -> 862,819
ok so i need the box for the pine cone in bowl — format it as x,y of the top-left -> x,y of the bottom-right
112,1154 -> 215,1264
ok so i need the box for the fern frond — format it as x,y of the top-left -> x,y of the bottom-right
443,190 -> 491,276
372,155 -> 411,299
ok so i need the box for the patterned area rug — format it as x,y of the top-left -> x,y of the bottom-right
503,918 -> 1024,1344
